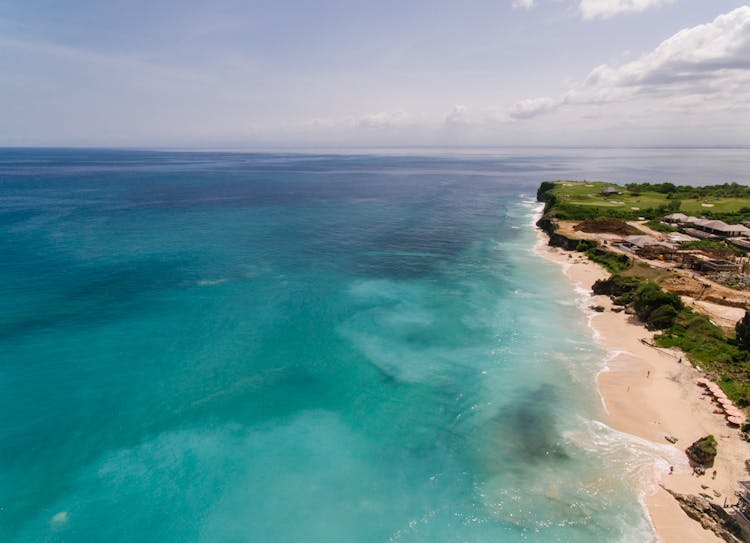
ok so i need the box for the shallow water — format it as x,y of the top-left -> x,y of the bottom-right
1,148 -> 748,542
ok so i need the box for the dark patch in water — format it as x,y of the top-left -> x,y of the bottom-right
0,258 -> 188,340
491,384 -> 570,463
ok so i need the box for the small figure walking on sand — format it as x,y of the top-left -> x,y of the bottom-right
647,370 -> 651,378
678,358 -> 682,364
712,470 -> 717,480
669,466 -> 674,475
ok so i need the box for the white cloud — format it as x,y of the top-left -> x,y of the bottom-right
509,97 -> 563,119
584,6 -> 750,87
356,111 -> 410,129
579,0 -> 675,20
510,6 -> 750,120
512,0 -> 535,10
445,104 -> 469,126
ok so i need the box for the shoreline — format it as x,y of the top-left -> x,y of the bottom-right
534,223 -> 750,542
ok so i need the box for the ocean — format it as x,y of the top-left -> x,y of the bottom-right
1,148 -> 748,542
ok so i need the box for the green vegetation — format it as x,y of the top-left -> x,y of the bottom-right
632,282 -> 683,328
537,180 -> 750,223
645,219 -> 677,233
593,275 -> 681,329
583,247 -> 631,274
685,435 -> 718,467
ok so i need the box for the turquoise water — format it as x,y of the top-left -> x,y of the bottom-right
1,149 -> 747,542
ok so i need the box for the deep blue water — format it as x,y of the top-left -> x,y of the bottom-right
1,148 -> 748,542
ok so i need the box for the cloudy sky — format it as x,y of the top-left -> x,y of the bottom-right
1,0 -> 749,147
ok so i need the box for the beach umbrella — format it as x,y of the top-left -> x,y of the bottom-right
727,416 -> 745,426
718,398 -> 735,409
713,390 -> 729,400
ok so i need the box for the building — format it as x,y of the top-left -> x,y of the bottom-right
617,235 -> 678,259
682,227 -> 718,240
731,481 -> 750,537
730,238 -> 750,251
602,187 -> 621,196
668,215 -> 750,238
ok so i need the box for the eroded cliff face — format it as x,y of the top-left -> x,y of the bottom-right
536,215 -> 594,251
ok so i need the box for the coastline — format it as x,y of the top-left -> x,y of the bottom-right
534,224 -> 750,542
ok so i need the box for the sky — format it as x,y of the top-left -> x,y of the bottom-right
1,0 -> 749,148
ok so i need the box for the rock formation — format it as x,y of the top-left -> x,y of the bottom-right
665,488 -> 745,543
686,435 -> 718,467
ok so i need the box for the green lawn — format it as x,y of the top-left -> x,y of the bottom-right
680,198 -> 750,215
543,181 -> 750,221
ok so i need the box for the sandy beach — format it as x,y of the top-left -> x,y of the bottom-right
537,237 -> 750,542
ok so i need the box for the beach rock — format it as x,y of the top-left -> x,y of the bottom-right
686,435 -> 718,467
665,488 -> 745,543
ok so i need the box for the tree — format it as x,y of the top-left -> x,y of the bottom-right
736,311 -> 750,350
657,182 -> 677,194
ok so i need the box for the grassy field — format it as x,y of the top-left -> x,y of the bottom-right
543,181 -> 750,221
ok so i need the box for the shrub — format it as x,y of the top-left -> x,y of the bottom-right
584,248 -> 631,274
592,274 -> 642,296
685,435 -> 717,467
646,304 -> 679,329
632,282 -> 684,325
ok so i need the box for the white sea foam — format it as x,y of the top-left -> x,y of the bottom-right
197,278 -> 230,286
50,511 -> 68,527
520,199 -> 681,540
570,418 -> 687,495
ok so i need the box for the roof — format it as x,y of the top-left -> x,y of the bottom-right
702,219 -> 730,230
678,216 -> 750,233
682,228 -> 716,239
715,223 -> 750,234
623,235 -> 664,248
667,233 -> 697,243
602,187 -> 620,194
664,213 -> 689,221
